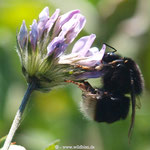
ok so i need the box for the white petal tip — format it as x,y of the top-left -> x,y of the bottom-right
102,44 -> 106,50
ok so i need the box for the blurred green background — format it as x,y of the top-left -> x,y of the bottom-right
0,0 -> 150,150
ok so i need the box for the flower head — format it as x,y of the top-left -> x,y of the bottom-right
17,7 -> 105,92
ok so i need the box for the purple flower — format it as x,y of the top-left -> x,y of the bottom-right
17,20 -> 28,50
59,34 -> 105,67
52,10 -> 81,38
16,7 -> 105,91
30,20 -> 38,50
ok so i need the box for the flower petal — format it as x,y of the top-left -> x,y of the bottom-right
75,70 -> 104,80
72,34 -> 96,56
38,7 -> 50,39
30,20 -> 38,50
39,7 -> 49,21
65,14 -> 86,44
52,10 -> 80,38
58,43 -> 105,67
84,47 -> 99,57
98,44 -> 106,61
76,45 -> 106,66
47,36 -> 68,57
45,9 -> 60,33
18,20 -> 28,50
59,14 -> 86,44
74,58 -> 98,66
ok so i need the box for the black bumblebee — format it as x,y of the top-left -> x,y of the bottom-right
69,44 -> 144,139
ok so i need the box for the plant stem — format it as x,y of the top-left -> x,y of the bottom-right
2,81 -> 36,150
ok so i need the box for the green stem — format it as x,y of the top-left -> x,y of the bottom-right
2,81 -> 36,150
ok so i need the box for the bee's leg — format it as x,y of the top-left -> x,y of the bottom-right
65,80 -> 96,94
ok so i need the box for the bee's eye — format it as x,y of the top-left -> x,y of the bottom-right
107,52 -> 114,56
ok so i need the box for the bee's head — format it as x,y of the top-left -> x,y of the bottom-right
102,43 -> 121,63
102,52 -> 121,63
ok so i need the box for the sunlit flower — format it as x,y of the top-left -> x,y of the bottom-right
17,7 -> 105,92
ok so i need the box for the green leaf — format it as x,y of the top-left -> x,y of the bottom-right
45,140 -> 60,150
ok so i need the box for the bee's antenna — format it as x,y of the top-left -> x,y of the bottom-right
103,43 -> 117,53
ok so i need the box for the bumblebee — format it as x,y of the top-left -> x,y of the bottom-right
67,44 -> 144,139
